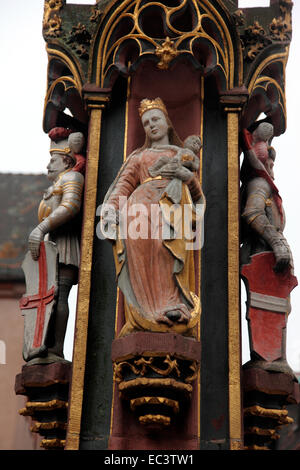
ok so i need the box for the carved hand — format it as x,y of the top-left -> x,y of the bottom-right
101,205 -> 119,240
262,225 -> 292,272
28,226 -> 45,260
272,235 -> 292,273
159,162 -> 193,182
148,155 -> 172,177
28,219 -> 50,260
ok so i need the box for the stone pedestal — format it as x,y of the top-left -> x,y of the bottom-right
110,332 -> 201,449
15,361 -> 71,450
243,367 -> 300,450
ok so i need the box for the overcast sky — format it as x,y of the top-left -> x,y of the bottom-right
1,0 -> 299,368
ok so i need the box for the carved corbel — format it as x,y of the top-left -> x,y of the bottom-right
111,333 -> 201,429
15,362 -> 71,450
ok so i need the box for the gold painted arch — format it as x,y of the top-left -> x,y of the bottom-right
43,46 -> 88,132
89,0 -> 243,90
46,45 -> 84,92
243,50 -> 289,135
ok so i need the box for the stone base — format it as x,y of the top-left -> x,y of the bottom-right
15,361 -> 72,450
242,366 -> 300,450
110,332 -> 201,447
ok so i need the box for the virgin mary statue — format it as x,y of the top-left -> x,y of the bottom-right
101,98 -> 205,338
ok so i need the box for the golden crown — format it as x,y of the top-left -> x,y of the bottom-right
139,98 -> 168,117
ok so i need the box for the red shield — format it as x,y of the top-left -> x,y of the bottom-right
241,252 -> 298,362
20,241 -> 58,362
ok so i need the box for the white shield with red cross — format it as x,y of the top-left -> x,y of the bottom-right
19,241 -> 58,362
242,252 -> 298,362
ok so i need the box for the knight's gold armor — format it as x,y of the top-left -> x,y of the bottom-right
38,168 -> 84,268
25,129 -> 85,363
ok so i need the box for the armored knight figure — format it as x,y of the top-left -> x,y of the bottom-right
241,122 -> 297,375
241,122 -> 292,271
20,127 -> 85,363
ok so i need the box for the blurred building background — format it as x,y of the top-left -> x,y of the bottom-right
0,173 -> 48,450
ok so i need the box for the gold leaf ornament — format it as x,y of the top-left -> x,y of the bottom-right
155,37 -> 179,70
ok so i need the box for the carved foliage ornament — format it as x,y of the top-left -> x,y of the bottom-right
65,23 -> 92,60
113,352 -> 199,428
43,0 -> 97,61
43,0 -> 63,38
90,6 -> 102,23
114,354 -> 198,385
155,37 -> 179,70
240,0 -> 293,61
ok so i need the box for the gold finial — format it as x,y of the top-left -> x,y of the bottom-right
155,37 -> 178,70
139,98 -> 168,118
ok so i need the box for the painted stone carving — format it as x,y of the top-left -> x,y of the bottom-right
111,331 -> 201,429
240,122 -> 297,375
101,98 -> 205,338
20,127 -> 85,364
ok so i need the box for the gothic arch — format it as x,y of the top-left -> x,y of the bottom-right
241,52 -> 288,135
43,50 -> 88,133
89,0 -> 243,92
